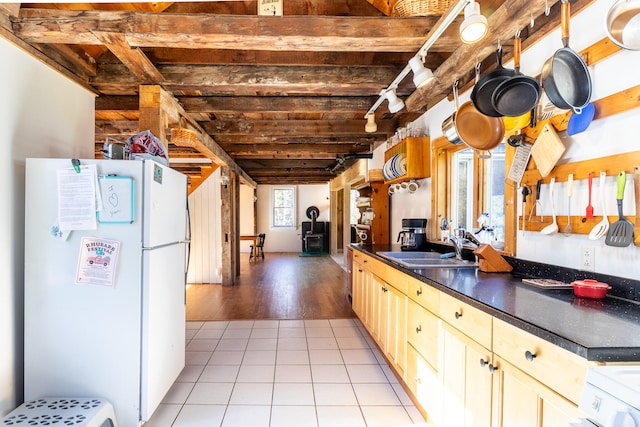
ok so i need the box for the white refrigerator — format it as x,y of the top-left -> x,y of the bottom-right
24,158 -> 189,426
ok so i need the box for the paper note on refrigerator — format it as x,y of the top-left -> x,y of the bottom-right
75,237 -> 120,287
57,164 -> 98,230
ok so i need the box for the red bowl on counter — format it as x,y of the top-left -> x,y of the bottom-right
572,279 -> 612,299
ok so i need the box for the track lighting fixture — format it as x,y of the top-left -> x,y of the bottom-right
409,56 -> 434,88
460,0 -> 488,44
365,113 -> 378,133
365,0 -> 484,119
385,89 -> 405,114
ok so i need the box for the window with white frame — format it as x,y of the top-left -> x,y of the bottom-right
272,187 -> 296,228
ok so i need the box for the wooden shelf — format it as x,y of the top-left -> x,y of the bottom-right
384,137 -> 431,184
519,152 -> 640,235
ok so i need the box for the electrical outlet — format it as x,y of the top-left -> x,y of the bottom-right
581,247 -> 595,272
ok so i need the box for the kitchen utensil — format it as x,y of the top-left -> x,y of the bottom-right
588,171 -> 610,240
507,141 -> 532,185
572,279 -> 612,299
531,123 -> 565,177
586,172 -> 595,218
561,174 -> 573,234
541,178 -> 558,235
528,179 -> 543,222
634,166 -> 640,246
470,44 -> 516,117
541,0 -> 592,113
566,102 -> 595,135
536,91 -> 569,122
605,0 -> 640,50
605,171 -> 634,247
522,185 -> 531,235
491,35 -> 541,117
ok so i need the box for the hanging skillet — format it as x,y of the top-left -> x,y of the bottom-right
540,0 -> 592,113
491,34 -> 541,117
470,43 -> 516,117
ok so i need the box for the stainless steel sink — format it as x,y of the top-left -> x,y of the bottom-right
377,251 -> 478,269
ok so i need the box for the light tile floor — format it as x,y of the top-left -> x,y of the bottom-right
146,318 -> 428,427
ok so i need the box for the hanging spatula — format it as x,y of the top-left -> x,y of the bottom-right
605,171 -> 634,247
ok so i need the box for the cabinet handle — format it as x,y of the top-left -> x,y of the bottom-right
358,269 -> 363,273
416,289 -> 423,296
489,364 -> 498,374
479,358 -> 488,368
416,325 -> 422,333
454,311 -> 462,319
363,259 -> 368,263
525,350 -> 537,362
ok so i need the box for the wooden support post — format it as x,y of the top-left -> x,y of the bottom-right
220,167 -> 240,285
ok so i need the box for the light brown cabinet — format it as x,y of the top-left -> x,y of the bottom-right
351,248 -> 592,427
384,137 -> 431,184
493,355 -> 582,427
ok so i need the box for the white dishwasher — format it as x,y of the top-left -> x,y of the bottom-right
572,365 -> 640,426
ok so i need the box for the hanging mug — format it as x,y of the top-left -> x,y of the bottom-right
407,180 -> 420,193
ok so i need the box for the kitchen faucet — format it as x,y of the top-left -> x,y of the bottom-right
450,228 -> 466,260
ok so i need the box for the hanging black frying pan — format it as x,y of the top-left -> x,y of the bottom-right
491,35 -> 541,117
470,44 -> 516,117
540,0 -> 592,113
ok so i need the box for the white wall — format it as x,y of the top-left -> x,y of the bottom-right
400,1 -> 640,279
389,178 -> 432,240
187,169 -> 223,283
239,184 -> 256,253
0,37 -> 95,415
256,184 -> 330,252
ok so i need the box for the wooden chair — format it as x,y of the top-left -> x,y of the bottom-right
249,233 -> 266,262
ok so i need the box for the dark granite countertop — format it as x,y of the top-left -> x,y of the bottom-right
351,243 -> 640,363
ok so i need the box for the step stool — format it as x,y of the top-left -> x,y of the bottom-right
2,398 -> 118,427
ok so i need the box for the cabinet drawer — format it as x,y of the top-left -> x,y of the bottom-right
407,300 -> 439,370
407,277 -> 439,313
381,265 -> 408,295
438,292 -> 492,350
493,318 -> 590,405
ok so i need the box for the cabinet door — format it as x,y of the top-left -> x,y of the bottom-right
370,274 -> 387,347
407,344 -> 442,426
386,284 -> 407,377
441,324 -> 493,427
493,356 -> 581,427
352,261 -> 370,322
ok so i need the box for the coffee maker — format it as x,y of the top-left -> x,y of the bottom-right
397,218 -> 428,251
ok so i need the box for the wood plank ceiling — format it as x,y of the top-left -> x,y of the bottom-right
1,0 -> 592,188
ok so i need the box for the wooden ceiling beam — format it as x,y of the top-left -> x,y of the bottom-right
223,144 -> 370,158
202,119 -> 396,136
95,120 -> 395,138
215,135 -> 384,145
93,31 -> 164,83
91,63 -> 405,97
14,9 -> 463,52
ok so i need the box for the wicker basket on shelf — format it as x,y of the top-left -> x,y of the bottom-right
170,117 -> 198,148
392,0 -> 454,16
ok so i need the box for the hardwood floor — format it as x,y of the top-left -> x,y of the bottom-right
186,253 -> 355,321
